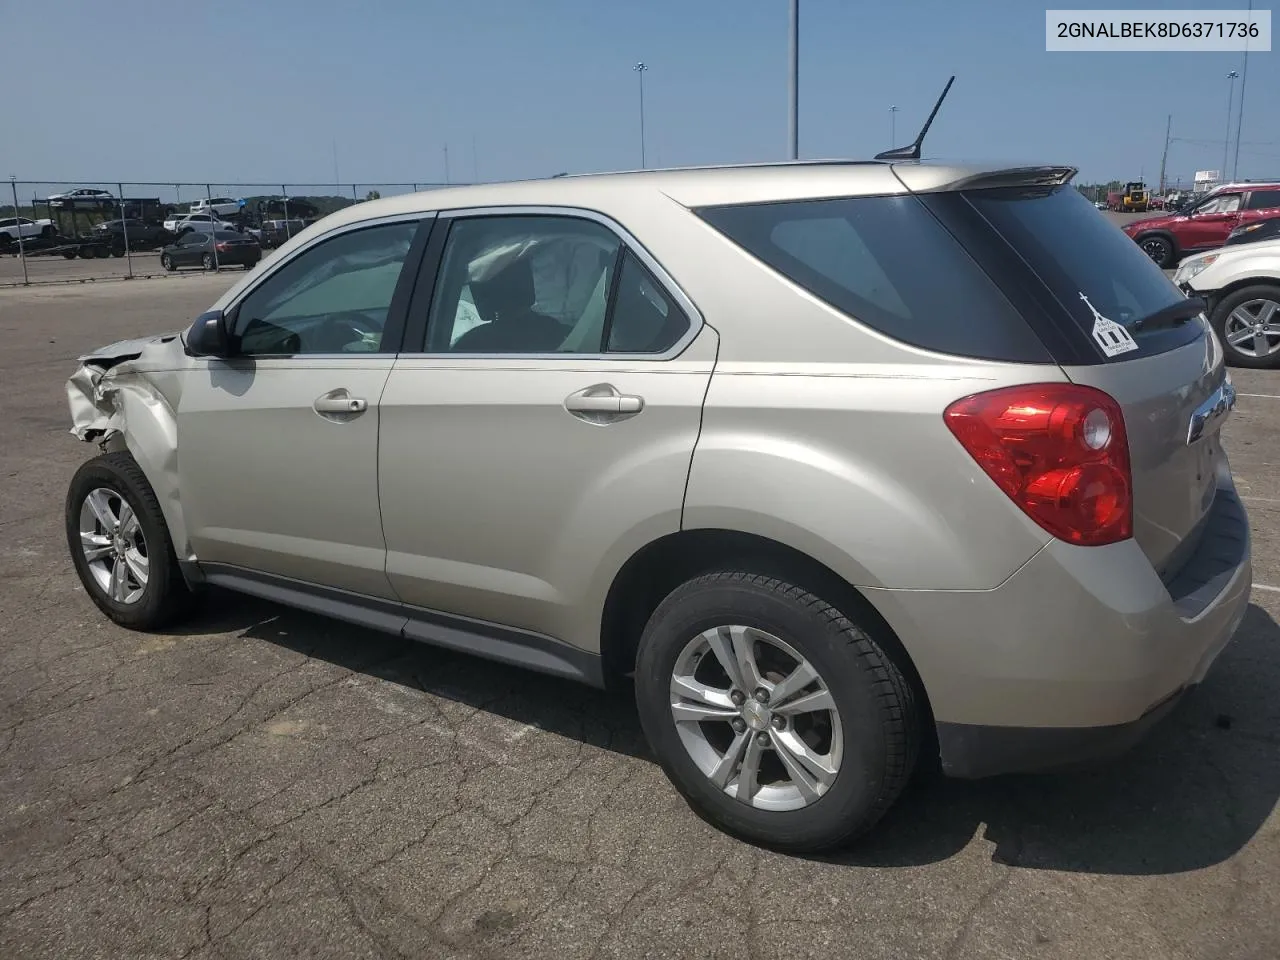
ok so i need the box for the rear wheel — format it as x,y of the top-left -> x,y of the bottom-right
65,452 -> 197,631
1136,234 -> 1175,268
1211,284 -> 1280,369
202,253 -> 215,270
634,572 -> 919,853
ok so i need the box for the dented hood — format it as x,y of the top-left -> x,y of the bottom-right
76,331 -> 184,368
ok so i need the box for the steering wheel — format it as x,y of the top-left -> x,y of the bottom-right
317,310 -> 385,352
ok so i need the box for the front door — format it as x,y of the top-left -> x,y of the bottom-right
178,217 -> 429,598
378,212 -> 715,647
1182,192 -> 1243,250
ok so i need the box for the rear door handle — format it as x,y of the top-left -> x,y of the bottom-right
313,390 -> 368,416
564,384 -> 644,421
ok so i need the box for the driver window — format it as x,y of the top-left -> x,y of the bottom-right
1198,194 -> 1241,215
232,220 -> 420,356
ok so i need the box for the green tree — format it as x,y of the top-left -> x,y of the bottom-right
365,190 -> 381,201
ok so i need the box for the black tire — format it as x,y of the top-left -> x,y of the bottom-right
1210,283 -> 1280,369
202,253 -> 215,270
62,248 -> 78,259
160,253 -> 174,271
65,452 -> 196,631
1136,233 -> 1175,268
635,572 -> 920,853
244,259 -> 258,270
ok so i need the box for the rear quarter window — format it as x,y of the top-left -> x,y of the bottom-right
694,195 -> 1053,363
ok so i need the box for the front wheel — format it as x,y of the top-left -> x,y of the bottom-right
1137,234 -> 1175,268
65,452 -> 196,631
1211,284 -> 1280,369
635,572 -> 920,853
160,254 -> 174,271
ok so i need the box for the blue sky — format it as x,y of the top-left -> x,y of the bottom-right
2,0 -> 1276,191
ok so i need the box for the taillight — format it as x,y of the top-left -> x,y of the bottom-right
214,242 -> 228,252
944,383 -> 1132,546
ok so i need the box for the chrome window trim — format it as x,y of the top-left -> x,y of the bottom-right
218,211 -> 436,360
400,203 -> 706,362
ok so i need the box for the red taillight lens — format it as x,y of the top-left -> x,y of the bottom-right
215,242 -> 228,252
944,383 -> 1132,546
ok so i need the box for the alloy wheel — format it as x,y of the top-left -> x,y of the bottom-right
1223,298 -> 1280,358
78,487 -> 149,604
669,625 -> 843,812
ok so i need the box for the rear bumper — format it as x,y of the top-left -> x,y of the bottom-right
866,469 -> 1251,779
935,685 -> 1186,779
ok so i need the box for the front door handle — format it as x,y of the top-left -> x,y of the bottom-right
313,389 -> 368,417
564,384 -> 644,422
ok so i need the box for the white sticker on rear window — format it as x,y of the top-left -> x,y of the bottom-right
1079,293 -> 1138,357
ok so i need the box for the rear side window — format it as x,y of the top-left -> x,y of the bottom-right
695,195 -> 1051,363
1246,189 -> 1280,210
961,185 -> 1203,362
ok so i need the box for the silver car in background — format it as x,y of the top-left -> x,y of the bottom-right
64,160 -> 1250,852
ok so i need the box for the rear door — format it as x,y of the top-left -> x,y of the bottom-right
1240,187 -> 1280,226
952,183 -> 1224,575
378,208 -> 715,644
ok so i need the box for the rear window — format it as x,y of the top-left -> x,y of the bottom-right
961,185 -> 1203,362
695,195 -> 1052,363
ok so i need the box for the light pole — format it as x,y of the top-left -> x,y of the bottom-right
633,62 -> 648,168
1223,70 -> 1239,182
889,105 -> 898,147
787,0 -> 798,159
1232,0 -> 1254,180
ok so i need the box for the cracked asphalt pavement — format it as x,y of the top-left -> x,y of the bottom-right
2,276 -> 1278,960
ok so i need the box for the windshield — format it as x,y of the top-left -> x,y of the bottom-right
961,184 -> 1203,362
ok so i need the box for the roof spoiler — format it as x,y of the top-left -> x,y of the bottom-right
875,75 -> 955,162
941,166 -> 1079,190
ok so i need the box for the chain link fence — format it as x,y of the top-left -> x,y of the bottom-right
2,179 -> 460,286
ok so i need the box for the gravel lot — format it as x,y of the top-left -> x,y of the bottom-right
1,275 -> 1277,960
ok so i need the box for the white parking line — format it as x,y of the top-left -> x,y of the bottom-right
1238,393 -> 1280,400
1252,583 -> 1280,594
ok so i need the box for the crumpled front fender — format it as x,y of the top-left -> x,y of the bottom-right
65,333 -> 194,561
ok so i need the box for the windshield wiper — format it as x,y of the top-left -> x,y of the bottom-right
1132,296 -> 1206,332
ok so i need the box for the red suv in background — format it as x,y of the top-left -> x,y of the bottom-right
1121,182 -> 1280,267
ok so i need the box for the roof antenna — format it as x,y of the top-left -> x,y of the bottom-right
875,75 -> 955,162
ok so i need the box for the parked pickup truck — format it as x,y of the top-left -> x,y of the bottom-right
92,219 -> 173,251
0,216 -> 56,245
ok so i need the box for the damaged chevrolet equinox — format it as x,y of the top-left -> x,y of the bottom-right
64,160 -> 1251,852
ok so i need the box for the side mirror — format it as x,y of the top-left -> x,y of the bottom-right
184,309 -> 233,358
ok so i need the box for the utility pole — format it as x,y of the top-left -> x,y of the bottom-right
787,0 -> 799,159
633,62 -> 648,168
889,105 -> 898,148
1223,71 -> 1239,182
1158,114 -> 1171,194
1232,0 -> 1253,180
443,144 -> 450,184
